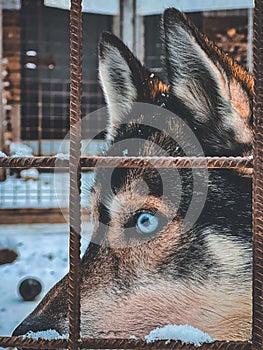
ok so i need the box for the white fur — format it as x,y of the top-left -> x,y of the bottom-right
166,27 -> 229,122
99,43 -> 137,138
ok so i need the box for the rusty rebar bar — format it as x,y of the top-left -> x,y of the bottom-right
252,0 -> 263,349
0,1 -> 261,350
68,1 -> 82,350
0,156 -> 253,169
0,336 -> 252,349
79,338 -> 251,350
0,336 -> 68,349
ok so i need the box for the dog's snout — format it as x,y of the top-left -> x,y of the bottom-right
12,317 -> 65,350
12,316 -> 62,337
12,321 -> 32,337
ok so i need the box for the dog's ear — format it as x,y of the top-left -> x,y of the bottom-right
99,32 -> 168,136
163,8 -> 253,153
99,32 -> 146,132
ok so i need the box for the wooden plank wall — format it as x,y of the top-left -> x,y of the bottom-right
0,208 -> 91,224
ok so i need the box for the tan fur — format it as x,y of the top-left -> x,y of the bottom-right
80,277 -> 251,340
147,77 -> 169,101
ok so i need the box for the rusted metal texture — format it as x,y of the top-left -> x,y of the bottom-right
0,0 -> 262,349
68,0 -> 82,350
252,0 -> 263,349
0,156 -> 253,169
0,336 -> 252,349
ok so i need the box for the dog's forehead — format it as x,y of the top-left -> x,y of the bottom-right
93,166 -> 164,200
91,164 -> 195,221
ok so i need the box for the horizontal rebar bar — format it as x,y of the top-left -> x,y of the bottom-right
0,156 -> 253,169
252,0 -> 263,348
68,0 -> 82,348
0,336 -> 251,349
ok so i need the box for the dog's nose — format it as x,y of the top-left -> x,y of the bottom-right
12,318 -> 64,350
12,316 -> 61,337
12,320 -> 36,337
12,319 -> 42,350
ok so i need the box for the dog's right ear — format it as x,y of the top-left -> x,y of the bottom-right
162,8 -> 253,154
99,32 -> 147,132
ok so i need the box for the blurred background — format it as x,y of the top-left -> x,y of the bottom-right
0,0 -> 254,338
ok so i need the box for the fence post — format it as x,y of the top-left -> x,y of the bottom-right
69,1 -> 82,349
252,0 -> 263,349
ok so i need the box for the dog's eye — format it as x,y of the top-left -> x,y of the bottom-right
136,213 -> 159,234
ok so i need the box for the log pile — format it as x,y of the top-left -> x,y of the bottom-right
214,25 -> 248,68
202,15 -> 248,69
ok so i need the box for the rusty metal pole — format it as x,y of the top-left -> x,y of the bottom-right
69,1 -> 82,350
252,0 -> 263,349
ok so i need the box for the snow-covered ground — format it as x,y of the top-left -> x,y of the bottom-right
0,223 -> 91,337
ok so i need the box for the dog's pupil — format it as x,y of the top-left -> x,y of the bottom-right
141,217 -> 150,226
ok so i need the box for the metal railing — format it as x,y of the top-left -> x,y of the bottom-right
0,0 -> 262,349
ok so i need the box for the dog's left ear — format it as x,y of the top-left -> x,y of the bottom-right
163,8 -> 253,152
99,32 -> 169,137
99,32 -> 145,130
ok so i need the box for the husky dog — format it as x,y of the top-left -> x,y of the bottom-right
13,8 -> 253,341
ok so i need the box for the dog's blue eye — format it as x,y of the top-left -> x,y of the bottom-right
136,213 -> 159,234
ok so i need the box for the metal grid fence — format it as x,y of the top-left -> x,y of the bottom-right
21,77 -> 105,140
0,0 -> 262,349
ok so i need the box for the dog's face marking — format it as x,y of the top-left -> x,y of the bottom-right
147,76 -> 169,102
13,8 -> 253,342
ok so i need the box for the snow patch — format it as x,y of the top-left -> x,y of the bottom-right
145,325 -> 214,346
10,142 -> 33,157
130,335 -> 137,339
23,329 -> 68,340
20,169 -> 39,180
0,151 -> 7,157
0,236 -> 18,251
55,152 -> 70,160
122,149 -> 129,156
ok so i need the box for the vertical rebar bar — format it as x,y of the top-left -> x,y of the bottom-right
252,0 -> 263,349
69,1 -> 82,350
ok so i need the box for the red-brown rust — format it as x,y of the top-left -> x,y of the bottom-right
68,1 -> 82,350
79,338 -> 251,350
0,336 -> 68,349
0,0 -> 262,349
0,156 -> 253,169
252,0 -> 263,350
0,336 -> 252,349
